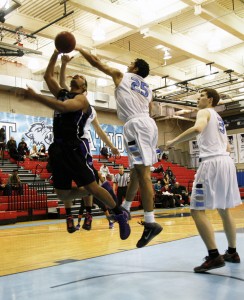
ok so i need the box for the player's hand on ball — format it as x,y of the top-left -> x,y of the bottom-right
61,54 -> 73,64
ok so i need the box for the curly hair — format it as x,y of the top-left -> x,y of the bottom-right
134,58 -> 150,78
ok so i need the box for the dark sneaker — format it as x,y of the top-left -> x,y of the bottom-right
136,221 -> 163,248
222,251 -> 240,263
75,224 -> 81,231
113,211 -> 131,240
120,206 -> 131,220
82,213 -> 92,231
109,221 -> 114,229
66,215 -> 76,233
194,255 -> 225,273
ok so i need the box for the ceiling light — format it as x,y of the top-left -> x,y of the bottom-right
0,0 -> 9,9
163,49 -> 172,60
92,18 -> 105,42
207,30 -> 222,52
194,4 -> 202,15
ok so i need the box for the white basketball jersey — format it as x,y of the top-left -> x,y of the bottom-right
197,108 -> 228,158
114,73 -> 152,122
82,106 -> 96,140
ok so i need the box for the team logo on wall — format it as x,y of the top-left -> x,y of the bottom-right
25,122 -> 53,148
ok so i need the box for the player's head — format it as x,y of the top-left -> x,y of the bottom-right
198,88 -> 220,108
70,74 -> 88,93
128,59 -> 150,78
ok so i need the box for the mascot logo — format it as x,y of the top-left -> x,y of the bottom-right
25,122 -> 53,148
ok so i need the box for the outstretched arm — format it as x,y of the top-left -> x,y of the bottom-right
166,109 -> 210,148
60,55 -> 73,90
92,116 -> 120,156
22,86 -> 89,113
44,50 -> 62,98
76,46 -> 123,87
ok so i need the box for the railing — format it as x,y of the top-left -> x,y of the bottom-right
6,183 -> 48,214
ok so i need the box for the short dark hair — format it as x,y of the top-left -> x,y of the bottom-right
134,58 -> 150,78
201,88 -> 220,107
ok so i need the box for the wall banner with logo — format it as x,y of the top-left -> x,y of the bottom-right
0,112 -> 127,155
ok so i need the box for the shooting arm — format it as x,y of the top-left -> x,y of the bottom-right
44,50 -> 62,97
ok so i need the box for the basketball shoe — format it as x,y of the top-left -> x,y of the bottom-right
222,250 -> 240,263
66,215 -> 76,233
136,221 -> 163,248
194,255 -> 225,273
82,212 -> 92,231
113,211 -> 131,240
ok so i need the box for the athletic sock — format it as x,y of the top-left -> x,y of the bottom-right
228,247 -> 236,254
85,206 -> 92,214
144,211 -> 155,223
65,207 -> 72,216
122,200 -> 132,211
208,249 -> 220,259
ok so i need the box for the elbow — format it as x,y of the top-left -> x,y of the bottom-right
194,126 -> 202,134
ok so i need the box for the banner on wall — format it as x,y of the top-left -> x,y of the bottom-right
236,133 -> 244,163
227,134 -> 238,163
0,112 -> 127,155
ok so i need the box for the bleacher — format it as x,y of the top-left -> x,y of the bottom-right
1,151 -> 243,225
0,152 -> 59,225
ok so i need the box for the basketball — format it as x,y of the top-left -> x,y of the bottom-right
54,31 -> 76,53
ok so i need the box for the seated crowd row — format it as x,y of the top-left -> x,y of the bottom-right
4,137 -> 47,161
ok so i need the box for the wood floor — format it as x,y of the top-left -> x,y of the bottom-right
1,204 -> 244,277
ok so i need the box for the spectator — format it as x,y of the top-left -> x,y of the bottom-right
0,175 -> 11,196
171,182 -> 187,207
161,184 -> 175,208
38,144 -> 47,159
7,169 -> 23,195
18,138 -> 29,158
113,165 -> 130,206
165,166 -> 174,178
163,173 -> 170,187
0,127 -> 6,156
30,144 -> 39,160
7,136 -> 17,152
99,163 -> 111,181
100,145 -> 111,159
154,180 -> 163,207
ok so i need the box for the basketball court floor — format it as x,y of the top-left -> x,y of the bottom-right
1,205 -> 244,300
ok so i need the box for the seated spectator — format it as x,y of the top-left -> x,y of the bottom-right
163,173 -> 170,187
153,164 -> 164,174
0,127 -> 6,156
161,184 -> 175,208
154,180 -> 163,206
7,136 -> 17,152
99,163 -> 111,181
18,138 -> 29,158
100,145 -> 111,159
165,166 -> 174,178
38,144 -> 47,159
30,144 -> 39,160
8,138 -> 24,161
0,175 -> 11,196
7,169 -> 23,195
154,180 -> 162,193
171,182 -> 189,206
